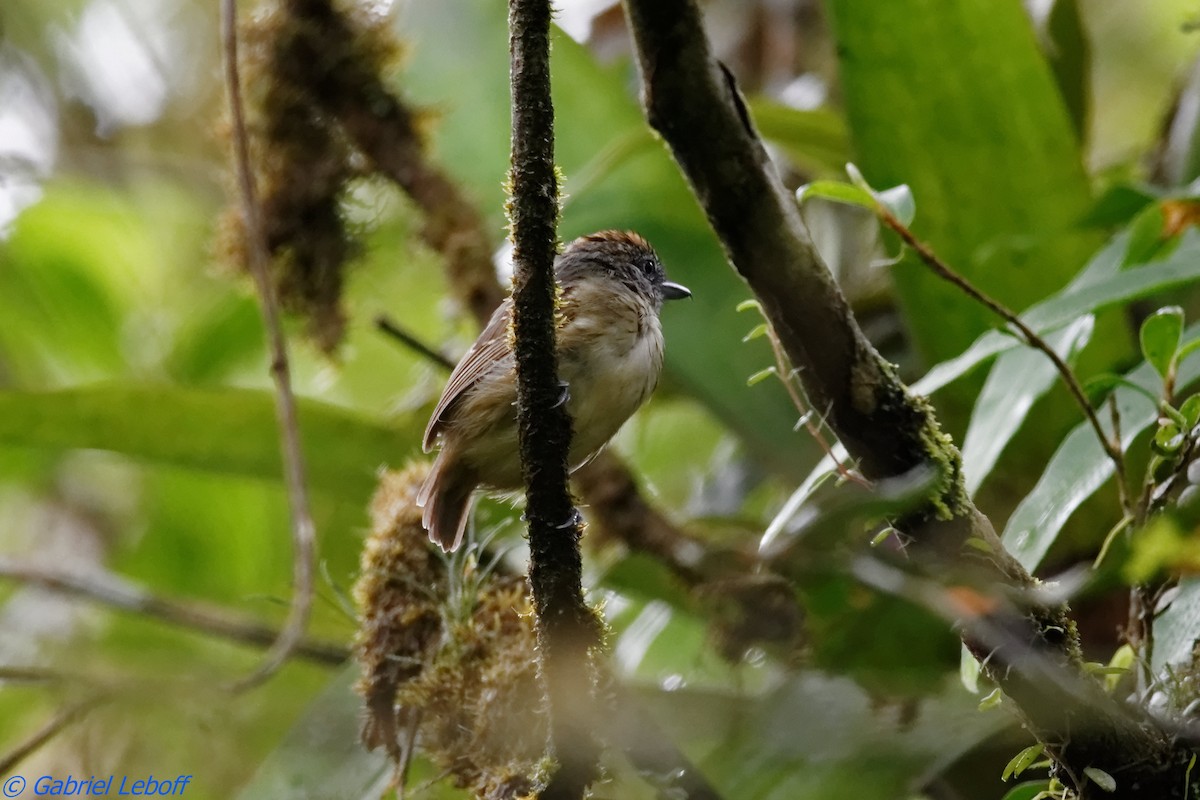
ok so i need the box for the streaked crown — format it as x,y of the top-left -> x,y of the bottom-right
556,230 -> 690,306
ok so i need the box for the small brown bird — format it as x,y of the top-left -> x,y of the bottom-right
417,231 -> 691,551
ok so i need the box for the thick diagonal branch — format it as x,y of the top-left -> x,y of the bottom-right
620,0 -> 1195,795
507,1 -> 601,797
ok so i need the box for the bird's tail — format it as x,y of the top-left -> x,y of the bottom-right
417,453 -> 474,552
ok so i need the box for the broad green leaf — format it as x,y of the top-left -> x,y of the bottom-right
797,174 -> 915,227
915,229 -> 1200,397
1139,306 -> 1185,380
0,385 -> 417,502
1151,577 -> 1200,675
1079,184 -> 1157,229
825,0 -> 1102,373
1123,204 -> 1172,266
1002,325 -> 1200,571
1083,373 -> 1160,407
961,316 -> 1093,497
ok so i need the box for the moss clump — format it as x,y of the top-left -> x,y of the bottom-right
218,0 -> 406,352
353,464 -> 446,757
353,466 -> 547,798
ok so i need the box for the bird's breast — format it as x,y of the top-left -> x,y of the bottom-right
560,292 -> 664,458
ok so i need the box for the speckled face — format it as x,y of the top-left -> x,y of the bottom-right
555,231 -> 690,307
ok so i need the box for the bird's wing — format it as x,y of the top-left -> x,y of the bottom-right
422,299 -> 514,451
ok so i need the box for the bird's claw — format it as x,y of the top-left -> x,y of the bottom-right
551,380 -> 571,410
556,508 -> 583,530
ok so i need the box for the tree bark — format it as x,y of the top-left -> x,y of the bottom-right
507,0 -> 602,796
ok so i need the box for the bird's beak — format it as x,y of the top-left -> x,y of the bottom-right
661,281 -> 692,301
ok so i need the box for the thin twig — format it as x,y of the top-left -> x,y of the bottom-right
762,323 -> 870,488
0,559 -> 348,666
876,207 -> 1131,514
0,694 -> 106,774
0,666 -> 71,684
375,314 -> 455,371
221,0 -> 318,690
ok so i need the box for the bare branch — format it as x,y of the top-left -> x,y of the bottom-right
0,558 -> 347,666
0,695 -> 105,774
375,314 -> 456,371
507,0 -> 602,795
220,0 -> 318,689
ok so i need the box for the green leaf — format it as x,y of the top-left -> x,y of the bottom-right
747,367 -> 777,387
961,316 -> 1092,497
1123,204 -> 1170,266
795,180 -> 876,210
1079,183 -> 1157,228
1152,421 -> 1185,456
1083,766 -> 1116,792
1103,644 -> 1136,693
825,0 -> 1102,376
1083,373 -> 1160,407
1002,323 -> 1200,571
1002,743 -> 1045,781
978,687 -> 1003,711
1000,783 -> 1053,800
743,323 -> 770,343
1180,394 -> 1200,427
915,230 -> 1200,397
1140,306 -> 1185,380
804,166 -> 916,227
959,645 -> 980,694
1152,577 -> 1200,675
0,385 -> 415,502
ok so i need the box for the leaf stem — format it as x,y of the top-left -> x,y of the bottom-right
876,205 -> 1131,515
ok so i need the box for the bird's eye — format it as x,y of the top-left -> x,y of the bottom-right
637,257 -> 657,276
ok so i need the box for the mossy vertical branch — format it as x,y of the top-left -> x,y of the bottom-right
506,0 -> 602,797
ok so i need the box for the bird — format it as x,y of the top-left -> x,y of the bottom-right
417,230 -> 691,551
